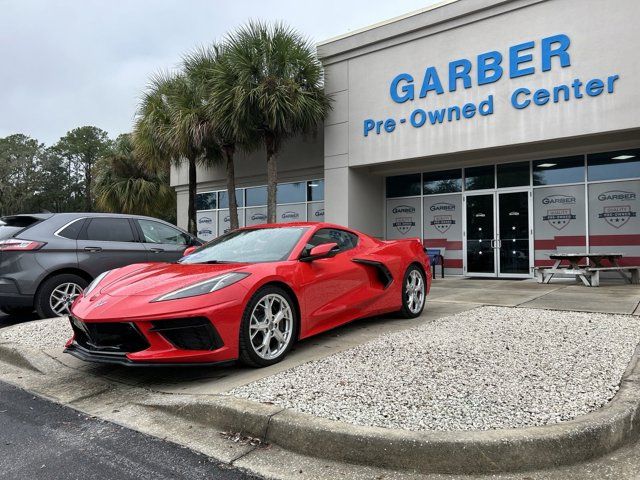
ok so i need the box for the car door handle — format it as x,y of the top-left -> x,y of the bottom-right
149,247 -> 165,253
84,246 -> 103,253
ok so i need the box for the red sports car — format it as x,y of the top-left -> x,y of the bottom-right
66,222 -> 430,367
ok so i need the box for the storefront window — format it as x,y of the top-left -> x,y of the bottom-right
464,165 -> 494,190
246,186 -> 267,206
587,180 -> 640,265
219,189 -> 245,208
196,192 -> 216,211
533,156 -> 584,185
277,182 -> 306,204
307,180 -> 325,201
587,149 -> 640,182
423,169 -> 462,194
497,161 -> 530,188
386,173 -> 421,198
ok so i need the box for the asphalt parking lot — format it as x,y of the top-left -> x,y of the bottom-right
0,380 -> 258,480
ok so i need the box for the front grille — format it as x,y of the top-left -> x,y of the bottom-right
69,316 -> 149,353
150,317 -> 223,351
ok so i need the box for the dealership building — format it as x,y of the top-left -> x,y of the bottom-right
171,0 -> 640,278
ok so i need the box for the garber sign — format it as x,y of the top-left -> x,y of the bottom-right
363,34 -> 620,137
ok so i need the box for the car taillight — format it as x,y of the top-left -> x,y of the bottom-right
0,239 -> 46,251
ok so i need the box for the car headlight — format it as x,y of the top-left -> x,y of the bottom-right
152,272 -> 250,302
84,270 -> 112,297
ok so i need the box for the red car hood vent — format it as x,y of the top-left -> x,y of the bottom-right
100,263 -> 249,297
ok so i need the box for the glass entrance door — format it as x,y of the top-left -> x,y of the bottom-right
465,194 -> 496,275
497,191 -> 530,276
464,190 -> 532,277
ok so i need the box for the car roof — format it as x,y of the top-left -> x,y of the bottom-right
1,213 -> 54,221
241,221 -> 360,233
1,212 -> 173,223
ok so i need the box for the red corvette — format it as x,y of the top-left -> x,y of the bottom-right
66,222 -> 430,367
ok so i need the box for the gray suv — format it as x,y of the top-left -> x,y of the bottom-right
0,213 -> 201,318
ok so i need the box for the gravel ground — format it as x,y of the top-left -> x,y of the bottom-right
231,306 -> 640,432
0,317 -> 71,350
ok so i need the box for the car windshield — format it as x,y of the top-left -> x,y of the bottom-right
180,227 -> 308,264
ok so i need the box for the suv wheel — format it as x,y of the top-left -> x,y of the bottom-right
35,274 -> 88,318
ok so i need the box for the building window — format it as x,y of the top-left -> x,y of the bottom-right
307,179 -> 324,201
196,192 -> 217,211
423,169 -> 462,194
277,182 -> 306,204
386,173 -> 421,198
497,161 -> 530,188
587,148 -> 640,182
246,186 -> 267,207
464,165 -> 494,190
218,189 -> 245,208
533,156 -> 584,186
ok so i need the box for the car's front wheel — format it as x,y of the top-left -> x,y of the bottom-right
399,265 -> 426,319
35,274 -> 88,319
239,285 -> 298,367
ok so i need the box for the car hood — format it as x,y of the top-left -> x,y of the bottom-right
99,262 -> 251,297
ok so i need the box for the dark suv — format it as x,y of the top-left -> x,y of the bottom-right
0,213 -> 201,318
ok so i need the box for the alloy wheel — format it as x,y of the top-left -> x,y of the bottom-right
249,293 -> 294,360
405,270 -> 425,314
49,282 -> 83,316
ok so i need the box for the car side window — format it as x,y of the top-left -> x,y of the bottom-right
57,218 -> 85,239
305,228 -> 359,254
138,219 -> 190,246
85,218 -> 136,242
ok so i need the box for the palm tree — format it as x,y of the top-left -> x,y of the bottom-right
94,134 -> 175,221
220,21 -> 331,223
133,72 -> 217,235
182,45 -> 256,230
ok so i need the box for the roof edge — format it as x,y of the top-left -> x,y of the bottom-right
316,0 -> 545,63
316,0 -> 459,47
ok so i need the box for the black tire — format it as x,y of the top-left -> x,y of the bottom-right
399,264 -> 427,319
0,305 -> 34,316
34,273 -> 89,319
238,285 -> 298,368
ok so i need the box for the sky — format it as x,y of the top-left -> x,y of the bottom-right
0,0 -> 442,146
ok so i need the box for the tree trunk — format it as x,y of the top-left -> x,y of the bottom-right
265,134 -> 278,224
224,145 -> 239,230
187,157 -> 197,235
84,156 -> 92,212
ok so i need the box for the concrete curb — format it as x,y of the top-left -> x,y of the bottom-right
1,340 -> 640,474
141,347 -> 640,475
0,343 -> 45,373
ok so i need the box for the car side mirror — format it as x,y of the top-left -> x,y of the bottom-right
183,246 -> 198,257
300,242 -> 339,262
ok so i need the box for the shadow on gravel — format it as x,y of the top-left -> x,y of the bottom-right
0,311 -> 40,329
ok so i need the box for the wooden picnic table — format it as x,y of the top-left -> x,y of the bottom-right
535,253 -> 639,287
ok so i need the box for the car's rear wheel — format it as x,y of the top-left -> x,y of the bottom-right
35,274 -> 88,319
239,286 -> 297,367
0,305 -> 33,316
399,265 -> 426,319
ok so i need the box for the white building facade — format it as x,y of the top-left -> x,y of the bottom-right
172,0 -> 640,278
